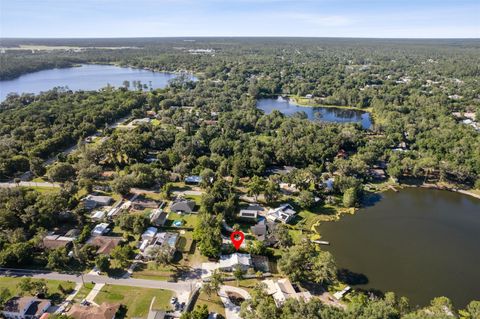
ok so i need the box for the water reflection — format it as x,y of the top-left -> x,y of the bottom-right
257,97 -> 372,129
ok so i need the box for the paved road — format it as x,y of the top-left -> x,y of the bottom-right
0,268 -> 194,294
172,190 -> 204,196
0,181 -> 61,188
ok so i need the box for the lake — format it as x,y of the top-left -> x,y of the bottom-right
317,188 -> 480,307
257,97 -> 372,129
0,64 -> 193,100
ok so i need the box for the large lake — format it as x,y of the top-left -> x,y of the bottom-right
257,97 -> 372,129
0,64 -> 191,100
317,188 -> 480,307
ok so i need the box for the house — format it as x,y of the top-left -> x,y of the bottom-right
88,236 -> 123,255
262,278 -> 312,307
91,210 -> 106,220
150,209 -> 168,227
83,195 -> 113,210
170,198 -> 195,214
42,234 -> 74,250
238,209 -> 257,220
267,204 -> 297,224
143,232 -> 179,260
142,227 -> 158,241
91,223 -> 111,236
67,302 -> 120,319
185,175 -> 202,184
2,296 -> 51,319
305,94 -> 313,99
238,204 -> 264,221
250,218 -> 267,241
219,253 -> 252,272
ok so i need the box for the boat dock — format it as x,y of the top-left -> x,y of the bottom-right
312,240 -> 330,245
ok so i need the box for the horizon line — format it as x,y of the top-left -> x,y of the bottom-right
1,36 -> 480,40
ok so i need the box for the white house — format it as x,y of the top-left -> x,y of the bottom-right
91,223 -> 110,236
219,253 -> 252,272
2,296 -> 51,319
91,210 -> 106,220
262,278 -> 312,307
238,204 -> 264,221
141,227 -> 158,241
266,204 -> 297,224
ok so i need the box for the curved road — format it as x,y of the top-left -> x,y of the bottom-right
219,285 -> 251,319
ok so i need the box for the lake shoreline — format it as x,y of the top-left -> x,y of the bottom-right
315,180 -> 480,230
260,94 -> 373,112
316,186 -> 480,307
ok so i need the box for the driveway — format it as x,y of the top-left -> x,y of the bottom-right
200,262 -> 219,279
218,286 -> 251,319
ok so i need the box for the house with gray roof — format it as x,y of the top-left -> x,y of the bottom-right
170,198 -> 195,213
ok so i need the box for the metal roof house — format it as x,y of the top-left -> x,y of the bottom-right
219,253 -> 252,271
266,204 -> 297,224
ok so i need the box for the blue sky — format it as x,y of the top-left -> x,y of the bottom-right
1,0 -> 479,38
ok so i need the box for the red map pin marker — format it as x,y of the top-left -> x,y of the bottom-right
230,231 -> 245,250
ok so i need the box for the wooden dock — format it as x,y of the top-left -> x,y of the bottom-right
312,240 -> 330,245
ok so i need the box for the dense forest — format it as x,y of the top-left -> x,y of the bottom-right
1,38 -> 479,185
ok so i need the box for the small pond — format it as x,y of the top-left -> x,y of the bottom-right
257,97 -> 372,129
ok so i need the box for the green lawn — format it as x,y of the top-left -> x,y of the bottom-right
166,212 -> 199,228
22,186 -> 60,194
195,291 -> 226,318
131,263 -> 175,281
0,277 -> 75,301
94,284 -> 173,318
184,194 -> 202,205
73,283 -> 94,302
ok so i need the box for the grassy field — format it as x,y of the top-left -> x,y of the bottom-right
73,283 -> 94,302
195,291 -> 226,318
22,186 -> 60,194
0,277 -> 75,300
94,284 -> 173,318
131,263 -> 175,281
166,212 -> 199,228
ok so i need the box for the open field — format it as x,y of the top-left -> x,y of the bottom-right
0,276 -> 75,301
94,284 -> 173,318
